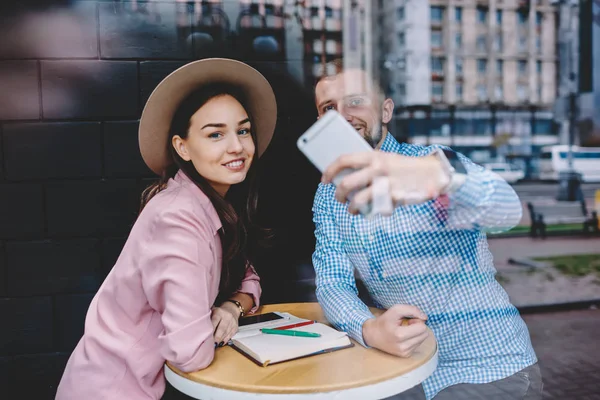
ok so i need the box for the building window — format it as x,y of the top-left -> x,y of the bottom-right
398,7 -> 405,20
537,60 -> 542,74
496,59 -> 503,75
456,83 -> 463,101
538,85 -> 543,102
517,84 -> 528,102
477,84 -> 487,101
432,82 -> 444,100
518,11 -> 527,25
431,6 -> 444,22
455,33 -> 462,49
324,7 -> 333,18
518,60 -> 527,75
398,32 -> 405,47
536,11 -> 543,26
431,31 -> 443,48
455,6 -> 462,22
495,84 -> 503,100
456,57 -> 463,74
494,35 -> 503,52
477,35 -> 487,52
477,59 -> 487,74
431,56 -> 444,74
310,7 -> 319,17
477,7 -> 488,24
536,36 -> 542,53
518,34 -> 528,52
496,9 -> 503,24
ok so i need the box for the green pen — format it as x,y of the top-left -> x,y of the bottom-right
260,328 -> 321,338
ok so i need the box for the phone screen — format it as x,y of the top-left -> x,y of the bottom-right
238,312 -> 283,326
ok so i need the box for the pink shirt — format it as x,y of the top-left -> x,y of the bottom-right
56,171 -> 261,400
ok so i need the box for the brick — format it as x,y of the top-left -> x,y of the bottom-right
104,121 -> 153,177
102,237 -> 126,275
46,180 -> 141,237
0,242 -> 4,297
0,183 -> 44,240
55,293 -> 94,352
0,124 -> 4,178
41,61 -> 138,119
0,61 -> 40,120
6,239 -> 102,297
99,1 -> 192,59
140,61 -> 186,105
0,356 -> 9,396
0,297 -> 53,356
0,2 -> 97,59
3,122 -> 102,181
11,352 -> 69,400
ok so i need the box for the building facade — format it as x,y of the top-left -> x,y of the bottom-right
378,0 -> 560,170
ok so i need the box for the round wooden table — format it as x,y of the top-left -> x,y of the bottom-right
165,303 -> 438,400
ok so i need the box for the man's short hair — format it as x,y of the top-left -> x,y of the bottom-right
315,58 -> 387,97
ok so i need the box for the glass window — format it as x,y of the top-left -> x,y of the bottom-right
518,60 -> 527,75
518,11 -> 527,25
477,35 -> 487,52
431,31 -> 443,48
477,7 -> 488,24
456,57 -> 463,74
536,11 -> 543,26
496,9 -> 503,24
456,83 -> 463,100
477,59 -> 487,74
519,34 -> 528,52
517,84 -> 528,101
496,59 -> 504,75
432,82 -> 444,96
431,6 -> 444,22
455,6 -> 462,22
398,7 -> 404,20
536,36 -> 542,53
537,60 -> 542,74
495,84 -> 503,100
494,35 -> 503,52
324,7 -> 333,18
477,84 -> 487,101
455,33 -> 462,49
431,57 -> 444,73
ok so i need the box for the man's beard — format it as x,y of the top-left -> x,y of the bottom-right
362,121 -> 383,148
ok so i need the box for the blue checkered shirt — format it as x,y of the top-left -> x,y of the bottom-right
312,134 -> 537,399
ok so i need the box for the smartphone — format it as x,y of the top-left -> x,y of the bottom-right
238,312 -> 284,327
297,110 -> 374,215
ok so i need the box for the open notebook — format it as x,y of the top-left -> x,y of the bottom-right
231,321 -> 353,367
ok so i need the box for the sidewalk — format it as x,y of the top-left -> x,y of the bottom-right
523,308 -> 600,399
488,236 -> 600,309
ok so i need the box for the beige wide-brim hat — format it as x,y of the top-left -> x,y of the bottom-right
139,58 -> 277,175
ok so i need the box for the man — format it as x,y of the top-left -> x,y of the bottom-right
311,61 -> 542,399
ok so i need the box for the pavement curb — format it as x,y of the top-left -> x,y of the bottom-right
517,299 -> 600,315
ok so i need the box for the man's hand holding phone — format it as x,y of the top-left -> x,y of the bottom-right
321,151 -> 448,214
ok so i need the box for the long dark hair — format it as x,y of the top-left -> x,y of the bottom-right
140,83 -> 268,304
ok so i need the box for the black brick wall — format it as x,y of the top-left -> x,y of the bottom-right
0,2 -> 320,399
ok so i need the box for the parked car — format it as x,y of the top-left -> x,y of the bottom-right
483,163 -> 525,184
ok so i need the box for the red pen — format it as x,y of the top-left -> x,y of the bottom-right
272,320 -> 316,330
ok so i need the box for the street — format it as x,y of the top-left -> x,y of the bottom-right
513,182 -> 600,202
523,308 -> 600,400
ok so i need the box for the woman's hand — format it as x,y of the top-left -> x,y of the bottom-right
211,302 -> 241,346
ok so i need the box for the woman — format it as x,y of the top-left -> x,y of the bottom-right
56,58 -> 277,400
